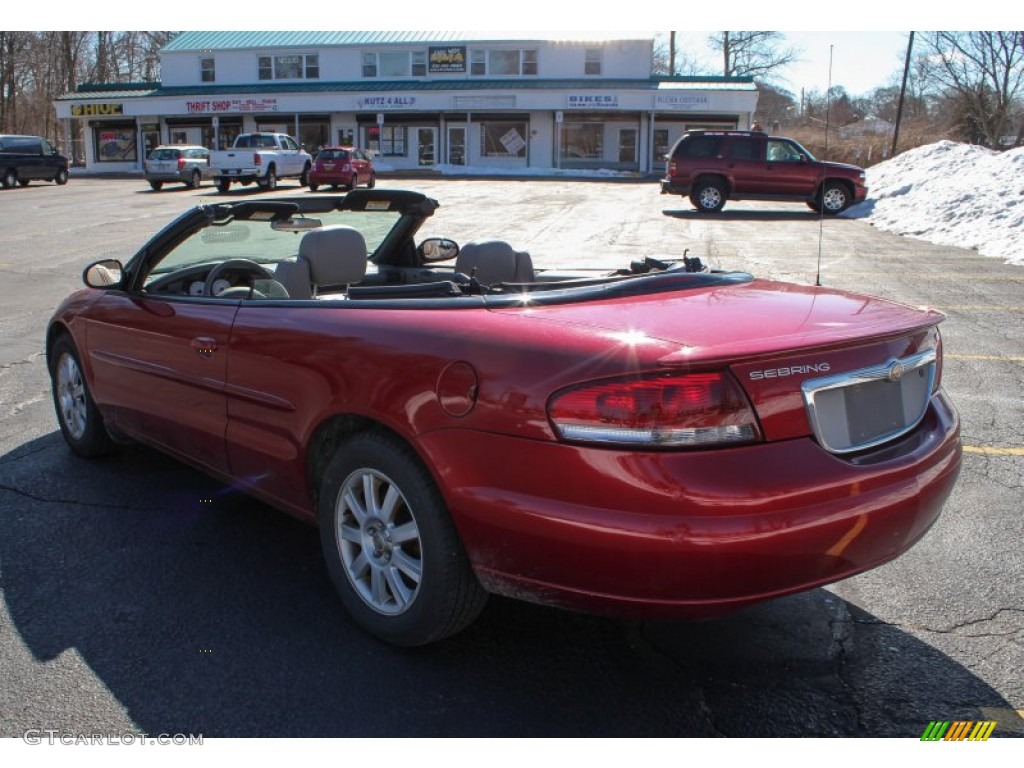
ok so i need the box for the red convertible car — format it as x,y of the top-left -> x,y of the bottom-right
47,189 -> 962,646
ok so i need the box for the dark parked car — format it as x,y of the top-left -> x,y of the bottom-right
661,130 -> 868,214
0,134 -> 69,188
47,189 -> 961,646
308,146 -> 375,191
144,145 -> 212,191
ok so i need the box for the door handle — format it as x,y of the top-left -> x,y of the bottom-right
191,337 -> 218,358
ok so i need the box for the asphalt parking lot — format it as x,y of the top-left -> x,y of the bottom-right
0,176 -> 1021,738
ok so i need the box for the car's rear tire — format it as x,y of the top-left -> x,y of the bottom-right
216,179 -> 231,193
820,182 -> 850,215
259,167 -> 277,191
55,167 -> 69,185
300,163 -> 311,187
2,168 -> 17,189
50,335 -> 118,458
18,179 -> 29,187
149,180 -> 163,191
318,431 -> 487,646
367,173 -> 376,189
308,182 -> 319,192
188,170 -> 202,190
691,179 -> 726,213
806,200 -> 821,213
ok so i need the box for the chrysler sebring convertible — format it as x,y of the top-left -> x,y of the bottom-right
47,189 -> 962,646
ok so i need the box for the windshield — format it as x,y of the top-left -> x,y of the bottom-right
145,208 -> 402,282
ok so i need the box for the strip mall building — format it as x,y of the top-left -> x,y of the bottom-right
55,31 -> 759,175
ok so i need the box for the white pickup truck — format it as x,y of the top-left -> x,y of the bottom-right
210,132 -> 312,193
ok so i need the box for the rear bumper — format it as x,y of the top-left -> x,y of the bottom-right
660,178 -> 690,196
417,391 -> 961,618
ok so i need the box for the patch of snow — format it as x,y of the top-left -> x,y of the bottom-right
843,140 -> 1024,266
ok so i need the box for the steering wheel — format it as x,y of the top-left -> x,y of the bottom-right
204,259 -> 275,298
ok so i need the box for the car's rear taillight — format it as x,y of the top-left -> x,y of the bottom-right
177,157 -> 186,170
933,328 -> 944,393
254,153 -> 262,165
548,371 -> 761,448
668,160 -> 677,175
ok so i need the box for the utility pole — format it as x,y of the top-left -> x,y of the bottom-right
669,32 -> 676,76
892,32 -> 914,158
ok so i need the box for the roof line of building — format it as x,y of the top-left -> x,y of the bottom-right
61,75 -> 756,101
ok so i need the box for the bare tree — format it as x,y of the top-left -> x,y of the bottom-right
708,31 -> 800,84
651,37 -> 703,77
918,31 -> 1024,148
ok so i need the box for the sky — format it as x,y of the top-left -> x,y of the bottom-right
666,31 -> 910,96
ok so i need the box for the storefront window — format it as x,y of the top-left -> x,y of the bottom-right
653,129 -> 669,164
481,121 -> 527,158
365,125 -> 407,157
561,123 -> 603,160
584,48 -> 601,75
200,57 -> 215,82
489,50 -> 520,76
94,125 -> 137,162
275,55 -> 302,79
259,53 -> 318,80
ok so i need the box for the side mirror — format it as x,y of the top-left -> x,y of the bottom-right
419,237 -> 460,262
83,259 -> 124,289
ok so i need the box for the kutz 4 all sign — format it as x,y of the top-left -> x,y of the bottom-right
920,721 -> 997,741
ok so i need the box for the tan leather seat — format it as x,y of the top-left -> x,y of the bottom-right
455,240 -> 534,286
275,225 -> 367,298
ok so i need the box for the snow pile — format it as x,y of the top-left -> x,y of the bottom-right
844,140 -> 1024,266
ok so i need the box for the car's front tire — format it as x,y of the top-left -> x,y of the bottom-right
367,173 -> 376,189
308,182 -> 319,192
50,335 -> 117,457
188,170 -> 202,190
216,179 -> 231,193
149,180 -> 163,191
820,182 -> 850,214
55,167 -> 69,185
300,163 -> 311,187
318,431 -> 487,646
691,179 -> 726,213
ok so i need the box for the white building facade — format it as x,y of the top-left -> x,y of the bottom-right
55,32 -> 759,175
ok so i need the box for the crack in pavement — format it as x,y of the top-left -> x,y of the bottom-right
0,482 -> 153,513
851,608 -> 1024,637
0,352 -> 45,375
825,598 -> 867,734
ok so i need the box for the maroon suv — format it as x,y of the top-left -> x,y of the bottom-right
660,130 -> 867,214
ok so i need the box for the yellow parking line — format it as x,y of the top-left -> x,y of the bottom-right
962,446 -> 1024,456
946,354 -> 1024,362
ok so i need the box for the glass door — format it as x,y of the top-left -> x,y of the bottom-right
447,126 -> 466,165
618,129 -> 637,165
417,128 -> 436,166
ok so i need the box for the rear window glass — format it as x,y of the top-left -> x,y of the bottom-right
149,148 -> 181,160
0,136 -> 41,152
318,149 -> 350,160
677,136 -> 723,159
728,139 -> 760,161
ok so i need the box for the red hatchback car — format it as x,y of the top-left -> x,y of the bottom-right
308,146 -> 375,191
47,190 -> 961,646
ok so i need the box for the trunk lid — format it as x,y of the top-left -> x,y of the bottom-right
491,277 -> 944,446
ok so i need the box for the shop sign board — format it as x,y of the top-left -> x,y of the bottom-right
185,98 -> 279,113
72,103 -> 123,116
654,94 -> 711,110
358,96 -> 417,109
429,46 -> 467,73
567,94 -> 619,109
